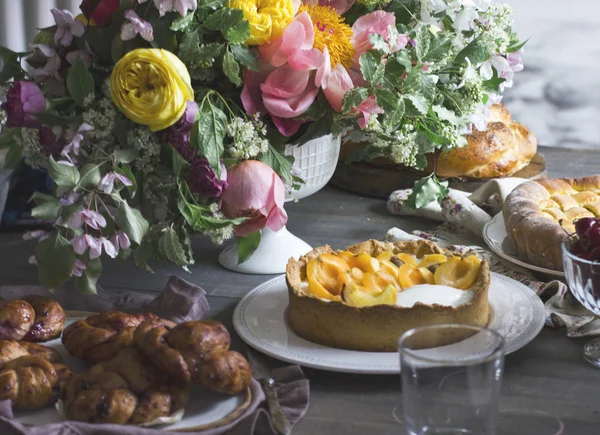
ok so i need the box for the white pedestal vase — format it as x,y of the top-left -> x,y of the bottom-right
218,134 -> 341,275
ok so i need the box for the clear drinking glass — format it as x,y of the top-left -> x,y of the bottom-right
562,239 -> 600,367
399,324 -> 505,435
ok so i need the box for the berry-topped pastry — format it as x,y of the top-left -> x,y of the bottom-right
504,176 -> 600,271
286,240 -> 490,352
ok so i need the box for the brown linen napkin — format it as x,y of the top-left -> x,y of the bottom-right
0,276 -> 310,435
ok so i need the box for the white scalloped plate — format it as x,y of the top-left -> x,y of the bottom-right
483,213 -> 565,278
233,274 -> 545,374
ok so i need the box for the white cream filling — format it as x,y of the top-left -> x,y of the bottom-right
395,284 -> 474,308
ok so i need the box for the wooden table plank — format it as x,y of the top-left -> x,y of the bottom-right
1,145 -> 600,434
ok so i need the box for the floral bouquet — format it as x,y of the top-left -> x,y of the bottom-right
0,0 -> 523,292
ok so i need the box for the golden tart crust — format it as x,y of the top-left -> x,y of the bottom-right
503,176 -> 600,271
286,240 -> 490,352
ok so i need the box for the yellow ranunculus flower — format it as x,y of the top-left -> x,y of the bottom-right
229,0 -> 296,46
110,49 -> 194,132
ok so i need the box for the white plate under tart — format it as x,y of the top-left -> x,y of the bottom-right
483,213 -> 565,278
13,312 -> 251,432
233,273 -> 545,374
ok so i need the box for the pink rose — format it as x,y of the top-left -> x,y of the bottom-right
221,161 -> 288,237
351,11 -> 405,62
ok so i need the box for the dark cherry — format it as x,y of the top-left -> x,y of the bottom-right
584,226 -> 600,251
575,217 -> 598,239
591,247 -> 600,262
570,240 -> 587,256
579,253 -> 592,261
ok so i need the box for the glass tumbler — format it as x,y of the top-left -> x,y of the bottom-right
399,324 -> 505,435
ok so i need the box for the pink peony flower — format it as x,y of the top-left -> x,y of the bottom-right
1,82 -> 46,128
186,159 -> 228,198
221,160 -> 287,237
121,10 -> 154,42
81,0 -> 120,26
351,11 -> 403,62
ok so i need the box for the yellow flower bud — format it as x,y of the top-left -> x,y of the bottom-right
229,0 -> 296,46
110,48 -> 194,132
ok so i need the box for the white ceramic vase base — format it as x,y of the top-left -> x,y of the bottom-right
218,227 -> 312,275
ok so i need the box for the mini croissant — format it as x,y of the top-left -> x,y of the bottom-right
134,319 -> 251,395
0,296 -> 65,342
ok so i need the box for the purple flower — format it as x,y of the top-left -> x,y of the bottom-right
23,230 -> 48,241
71,234 -> 102,258
39,126 -> 66,158
167,101 -> 198,163
71,259 -> 87,277
29,45 -> 66,96
110,232 -> 131,255
68,209 -> 107,230
1,82 -> 46,128
97,172 -> 133,194
51,9 -> 85,47
100,237 -> 118,258
507,49 -> 524,73
121,10 -> 154,42
61,123 -> 93,163
187,159 -> 228,198
150,0 -> 198,17
66,41 -> 94,68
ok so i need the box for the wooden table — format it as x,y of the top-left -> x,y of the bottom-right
0,146 -> 599,434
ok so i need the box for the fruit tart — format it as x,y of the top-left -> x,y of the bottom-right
286,239 -> 490,352
503,176 -> 600,271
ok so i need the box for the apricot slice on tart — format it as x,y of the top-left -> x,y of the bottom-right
417,254 -> 448,270
397,264 -> 435,289
362,271 -> 400,294
306,255 -> 350,296
391,253 -> 418,267
344,253 -> 380,273
434,255 -> 481,290
338,267 -> 365,287
342,283 -> 397,307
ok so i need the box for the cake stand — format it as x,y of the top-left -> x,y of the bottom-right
218,134 -> 341,274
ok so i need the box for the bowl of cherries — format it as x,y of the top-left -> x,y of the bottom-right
562,217 -> 600,306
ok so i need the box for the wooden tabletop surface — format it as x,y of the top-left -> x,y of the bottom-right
0,145 -> 599,434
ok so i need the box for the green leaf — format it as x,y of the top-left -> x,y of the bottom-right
111,35 -> 124,63
178,29 -> 202,64
418,121 -> 450,146
76,257 -> 102,294
79,163 -> 102,189
394,50 -> 413,71
198,0 -> 226,9
170,12 -> 196,31
31,193 -> 61,220
116,199 -> 149,245
197,43 -> 225,67
35,232 -> 76,290
258,144 -> 293,185
158,227 -> 192,267
222,49 -> 241,86
48,156 -> 80,188
3,145 -> 22,169
432,105 -> 459,124
149,16 -> 178,52
341,87 -> 369,114
374,88 -> 401,112
454,37 -> 491,66
67,57 -> 95,106
203,8 -> 244,32
178,198 -> 246,231
171,145 -> 190,175
134,236 -> 155,272
359,51 -> 385,85
236,232 -> 261,265
114,148 -> 139,164
116,164 -> 137,198
226,20 -> 250,45
387,0 -> 419,25
506,38 -> 528,53
0,47 -> 26,82
415,26 -> 431,62
423,34 -> 452,63
405,174 -> 449,209
192,102 -> 227,177
230,45 -> 260,71
404,94 -> 428,115
384,58 -> 407,88
482,68 -> 506,92
402,68 -> 438,100
369,34 -> 389,54
0,128 -> 21,150
35,113 -> 80,126
382,98 -> 405,131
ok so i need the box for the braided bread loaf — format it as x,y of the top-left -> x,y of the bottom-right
0,340 -> 72,409
0,296 -> 65,342
62,311 -> 161,363
62,348 -> 189,425
134,320 -> 251,395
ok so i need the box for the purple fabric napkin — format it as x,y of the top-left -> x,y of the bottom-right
0,276 -> 310,435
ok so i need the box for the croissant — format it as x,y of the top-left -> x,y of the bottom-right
62,348 -> 189,425
0,296 -> 65,342
62,311 -> 160,363
134,320 -> 251,395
